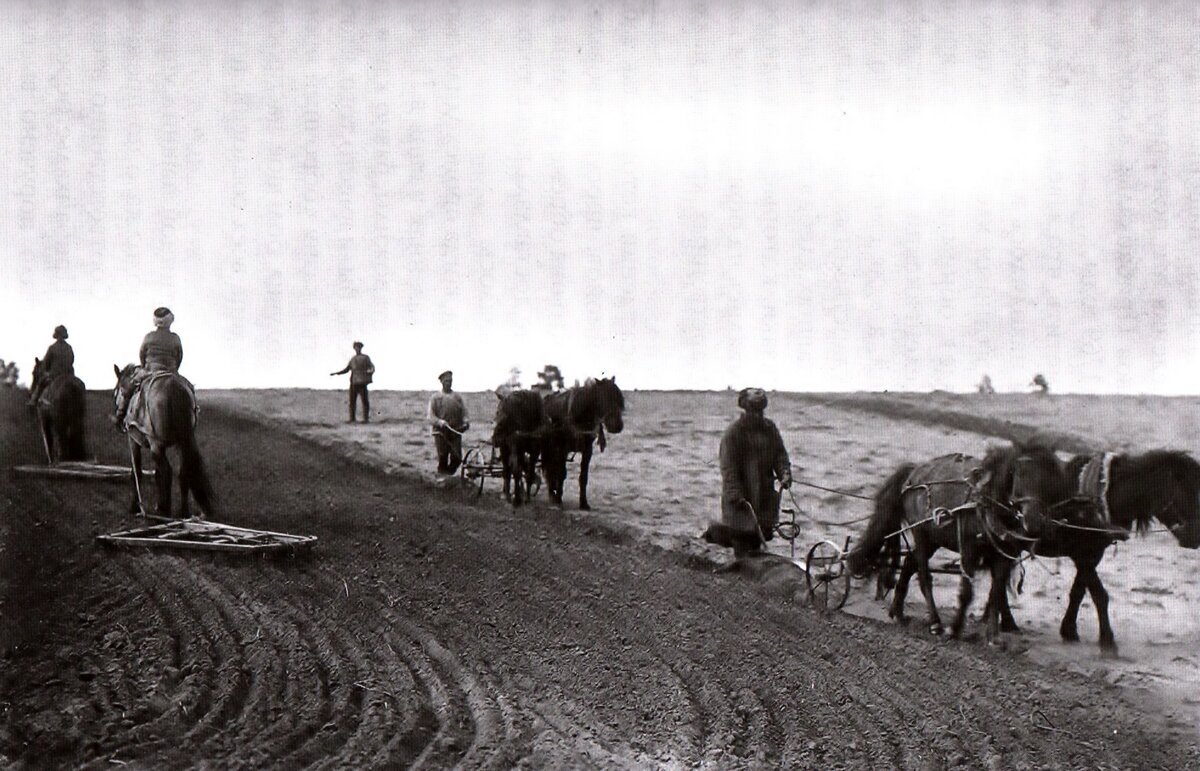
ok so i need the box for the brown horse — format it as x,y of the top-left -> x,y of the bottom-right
113,364 -> 214,519
31,357 -> 88,462
991,450 -> 1200,657
491,389 -> 545,507
846,444 -> 1073,643
542,377 -> 625,510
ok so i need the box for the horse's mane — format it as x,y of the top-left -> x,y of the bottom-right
575,377 -> 624,412
977,442 -> 1069,519
1117,450 -> 1200,534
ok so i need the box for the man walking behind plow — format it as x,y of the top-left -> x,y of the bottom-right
428,370 -> 470,476
703,387 -> 793,557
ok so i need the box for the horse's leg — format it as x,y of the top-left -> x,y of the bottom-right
1059,560 -> 1088,644
983,559 -> 1012,645
128,441 -> 145,515
995,575 -> 1021,634
1079,556 -> 1117,657
41,411 -> 56,464
178,446 -> 191,520
911,537 -> 943,635
949,566 -> 975,640
499,446 -> 512,501
578,441 -> 593,511
889,552 -> 917,626
510,446 -> 525,507
155,446 -> 173,517
526,447 -> 540,497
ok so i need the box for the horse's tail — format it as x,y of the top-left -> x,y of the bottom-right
64,380 -> 88,461
181,434 -> 216,517
846,462 -> 915,578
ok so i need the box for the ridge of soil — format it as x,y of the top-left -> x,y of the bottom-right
2,389 -> 1197,769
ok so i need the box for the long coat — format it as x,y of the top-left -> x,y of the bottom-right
719,412 -> 792,539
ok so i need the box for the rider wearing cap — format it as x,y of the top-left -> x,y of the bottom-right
27,325 -> 75,406
705,387 -> 794,557
428,370 -> 470,475
114,307 -> 186,427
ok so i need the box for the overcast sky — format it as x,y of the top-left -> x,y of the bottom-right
2,0 -> 1198,393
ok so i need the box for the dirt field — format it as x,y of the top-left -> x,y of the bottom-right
2,387 -> 1198,768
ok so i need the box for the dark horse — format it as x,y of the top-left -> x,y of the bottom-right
991,450 -> 1200,657
492,389 -> 545,507
113,365 -> 214,519
845,444 -> 1072,643
542,377 -> 625,510
31,357 -> 88,462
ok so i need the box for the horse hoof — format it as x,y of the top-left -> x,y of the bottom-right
579,503 -> 591,511
1001,624 -> 1022,635
1060,631 -> 1081,644
1101,643 -> 1119,659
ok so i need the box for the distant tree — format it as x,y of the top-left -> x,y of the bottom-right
1030,373 -> 1049,395
977,374 -> 995,395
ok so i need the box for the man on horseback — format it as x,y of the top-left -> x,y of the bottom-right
704,387 -> 793,557
428,370 -> 470,475
114,307 -> 193,429
27,325 -> 75,407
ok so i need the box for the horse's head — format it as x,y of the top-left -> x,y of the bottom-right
1153,452 -> 1200,549
592,377 -> 625,434
112,363 -> 138,412
976,443 -> 1072,537
32,357 -> 44,384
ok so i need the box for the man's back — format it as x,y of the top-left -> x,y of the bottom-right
44,340 -> 75,377
141,329 -> 182,372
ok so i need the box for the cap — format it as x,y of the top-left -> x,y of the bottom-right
438,370 -> 453,381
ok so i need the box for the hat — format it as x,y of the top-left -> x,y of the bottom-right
53,325 -> 68,340
438,370 -> 453,381
737,387 -> 768,411
153,307 -> 175,329
353,341 -> 364,350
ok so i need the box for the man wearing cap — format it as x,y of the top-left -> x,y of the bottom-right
427,370 -> 470,475
115,307 -> 190,427
27,324 -> 75,406
330,341 -> 376,423
703,387 -> 794,557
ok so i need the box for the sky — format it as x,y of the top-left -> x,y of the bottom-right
2,0 -> 1198,394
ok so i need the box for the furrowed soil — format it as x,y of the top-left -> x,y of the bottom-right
1,388 -> 1197,769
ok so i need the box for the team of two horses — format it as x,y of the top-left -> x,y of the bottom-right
491,377 -> 625,509
848,443 -> 1200,654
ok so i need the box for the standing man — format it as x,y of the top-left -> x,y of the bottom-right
330,341 -> 375,423
428,370 -> 470,475
703,387 -> 793,557
28,325 -> 75,406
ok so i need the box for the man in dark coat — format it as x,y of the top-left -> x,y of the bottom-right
704,387 -> 793,556
27,325 -> 74,406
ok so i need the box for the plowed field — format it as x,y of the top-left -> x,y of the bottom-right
2,389 -> 1195,769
